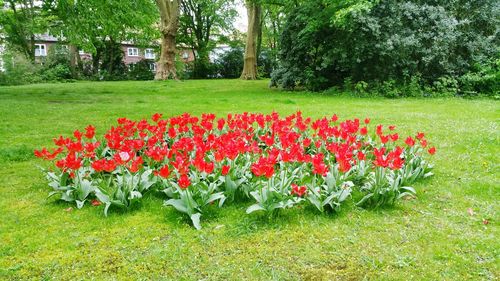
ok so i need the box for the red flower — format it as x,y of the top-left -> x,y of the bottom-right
357,151 -> 366,160
405,136 -> 415,147
390,133 -> 399,142
428,147 -> 436,155
92,159 -> 117,173
416,132 -> 425,140
152,113 -> 163,122
157,165 -> 170,178
364,118 -> 370,124
91,199 -> 101,206
73,130 -> 83,140
420,139 -> 427,148
389,125 -> 396,131
178,174 -> 191,189
129,156 -> 143,173
221,165 -> 230,176
312,154 -> 328,176
331,114 -> 338,122
168,127 -> 176,139
360,127 -> 368,135
291,184 -> 307,197
84,125 -> 96,139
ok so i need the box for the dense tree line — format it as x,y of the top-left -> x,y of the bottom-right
271,0 -> 499,96
0,0 -> 498,96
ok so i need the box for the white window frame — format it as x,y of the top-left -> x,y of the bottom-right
35,44 -> 47,57
144,48 -> 155,59
149,62 -> 157,72
127,47 -> 139,57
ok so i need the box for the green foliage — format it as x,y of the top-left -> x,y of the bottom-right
98,41 -> 128,81
458,56 -> 500,97
43,0 -> 158,56
0,51 -> 42,85
272,0 -> 499,95
96,169 -> 157,216
178,0 -> 237,78
214,47 -> 244,78
0,0 -> 49,61
127,60 -> 155,81
0,46 -> 72,85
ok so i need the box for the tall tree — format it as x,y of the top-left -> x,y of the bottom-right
240,0 -> 261,80
0,0 -> 48,62
44,0 -> 158,76
155,0 -> 180,80
178,0 -> 236,78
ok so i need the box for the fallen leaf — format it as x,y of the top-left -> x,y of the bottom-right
65,207 -> 73,212
467,208 -> 474,216
482,219 -> 489,225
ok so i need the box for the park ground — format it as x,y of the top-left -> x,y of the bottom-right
0,80 -> 498,280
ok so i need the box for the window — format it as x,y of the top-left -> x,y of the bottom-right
35,44 -> 47,57
182,51 -> 189,60
55,45 -> 68,54
144,48 -> 155,59
149,63 -> 157,72
127,47 -> 139,57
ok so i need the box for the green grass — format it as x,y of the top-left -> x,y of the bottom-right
0,80 -> 498,280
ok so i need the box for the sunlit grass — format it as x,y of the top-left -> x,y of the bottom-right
0,80 -> 498,280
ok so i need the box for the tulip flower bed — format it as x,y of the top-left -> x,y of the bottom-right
35,112 -> 436,229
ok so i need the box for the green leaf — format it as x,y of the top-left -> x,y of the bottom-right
246,204 -> 266,214
165,199 -> 189,214
47,191 -> 60,199
104,203 -> 111,217
207,192 -> 225,205
400,186 -> 416,194
78,179 -> 94,200
76,200 -> 85,209
95,189 -> 110,204
356,193 -> 374,206
190,213 -> 202,230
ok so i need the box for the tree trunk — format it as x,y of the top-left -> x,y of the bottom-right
155,0 -> 180,80
256,10 -> 265,65
69,44 -> 79,79
241,0 -> 261,80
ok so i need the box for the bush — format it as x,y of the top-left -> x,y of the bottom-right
271,0 -> 499,95
40,64 -> 72,82
0,51 -> 42,85
214,47 -> 243,78
128,59 -> 154,80
0,45 -> 74,85
458,57 -> 500,98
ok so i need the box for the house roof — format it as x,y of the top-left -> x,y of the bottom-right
34,34 -> 60,42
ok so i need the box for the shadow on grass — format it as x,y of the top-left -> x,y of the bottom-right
41,186 -> 417,232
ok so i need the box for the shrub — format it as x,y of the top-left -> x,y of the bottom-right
0,51 -> 42,85
127,59 -> 154,81
458,57 -> 500,98
271,0 -> 499,94
214,47 -> 243,78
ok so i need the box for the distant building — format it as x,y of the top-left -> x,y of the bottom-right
0,33 -> 231,74
27,33 -> 197,74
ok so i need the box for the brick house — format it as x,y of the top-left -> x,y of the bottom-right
28,33 -> 196,73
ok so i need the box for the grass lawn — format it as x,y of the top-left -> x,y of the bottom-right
0,79 -> 498,280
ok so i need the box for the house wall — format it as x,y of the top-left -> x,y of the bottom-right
29,37 -> 198,74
